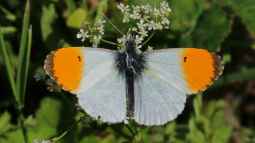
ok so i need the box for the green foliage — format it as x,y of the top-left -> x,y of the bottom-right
41,4 -> 57,42
182,5 -> 232,51
0,0 -> 255,142
187,96 -> 232,143
225,0 -> 255,35
170,0 -> 205,33
67,8 -> 88,29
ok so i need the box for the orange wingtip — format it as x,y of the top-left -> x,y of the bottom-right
181,48 -> 224,93
44,47 -> 84,93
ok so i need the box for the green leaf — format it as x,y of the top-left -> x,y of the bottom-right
36,97 -> 62,130
223,54 -> 232,64
227,0 -> 255,35
0,29 -> 17,101
0,112 -> 12,135
41,4 -> 57,41
181,5 -> 232,51
0,5 -> 16,21
194,95 -> 202,119
0,129 -> 25,143
25,97 -> 62,142
0,26 -> 17,34
170,0 -> 205,33
16,0 -> 31,105
64,0 -> 76,15
80,136 -> 99,143
67,8 -> 87,29
187,118 -> 206,143
215,67 -> 255,87
95,0 -> 108,21
210,102 -> 232,143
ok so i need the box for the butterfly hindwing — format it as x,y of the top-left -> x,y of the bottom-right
134,70 -> 187,125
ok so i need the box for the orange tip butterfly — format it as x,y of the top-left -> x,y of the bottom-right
44,38 -> 223,126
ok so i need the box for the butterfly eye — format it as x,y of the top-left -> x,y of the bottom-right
184,56 -> 188,62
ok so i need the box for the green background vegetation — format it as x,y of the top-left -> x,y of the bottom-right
0,0 -> 255,142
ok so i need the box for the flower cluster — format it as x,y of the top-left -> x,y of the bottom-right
76,19 -> 106,47
76,1 -> 171,51
117,1 -> 172,49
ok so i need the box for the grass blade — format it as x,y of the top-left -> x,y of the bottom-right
0,30 -> 18,101
22,26 -> 32,102
16,0 -> 30,105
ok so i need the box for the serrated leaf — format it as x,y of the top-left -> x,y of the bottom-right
170,0 -> 205,33
67,8 -> 87,29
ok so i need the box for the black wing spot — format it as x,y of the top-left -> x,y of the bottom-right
77,56 -> 82,62
184,56 -> 188,62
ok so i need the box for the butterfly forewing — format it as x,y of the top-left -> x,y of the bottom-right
76,48 -> 127,123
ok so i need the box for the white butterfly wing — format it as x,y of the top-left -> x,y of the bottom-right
134,49 -> 188,125
77,48 -> 126,123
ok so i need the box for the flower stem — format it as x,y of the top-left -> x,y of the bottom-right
101,39 -> 118,46
142,32 -> 155,46
103,15 -> 124,35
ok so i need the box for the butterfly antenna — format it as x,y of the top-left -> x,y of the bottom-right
103,14 -> 124,35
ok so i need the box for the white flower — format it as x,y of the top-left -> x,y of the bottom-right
116,1 -> 172,48
117,34 -> 128,46
135,35 -> 144,45
94,19 -> 106,35
117,3 -> 130,22
76,29 -> 89,42
160,1 -> 172,14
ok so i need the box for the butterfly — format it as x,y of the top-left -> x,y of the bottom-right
44,37 -> 223,126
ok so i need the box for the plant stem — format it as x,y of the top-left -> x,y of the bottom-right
101,39 -> 118,46
103,15 -> 124,35
20,114 -> 28,143
142,32 -> 155,46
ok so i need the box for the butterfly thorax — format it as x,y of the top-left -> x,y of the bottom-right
115,38 -> 146,78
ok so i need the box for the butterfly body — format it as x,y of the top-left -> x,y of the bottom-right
115,38 -> 146,117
